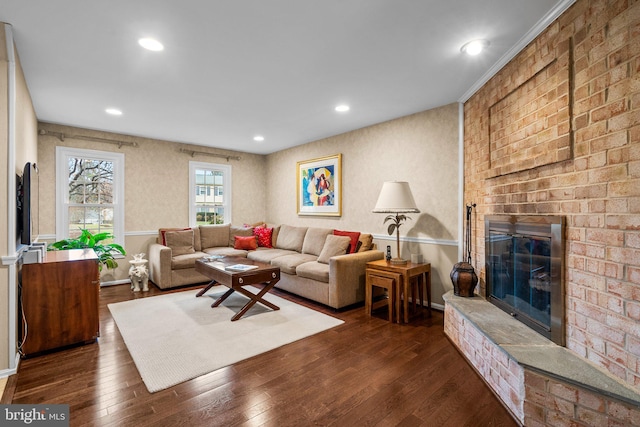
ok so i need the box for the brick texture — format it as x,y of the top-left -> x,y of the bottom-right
446,303 -> 640,426
464,0 -> 640,393
444,305 -> 525,420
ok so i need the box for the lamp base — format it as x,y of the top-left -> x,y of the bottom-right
390,257 -> 408,265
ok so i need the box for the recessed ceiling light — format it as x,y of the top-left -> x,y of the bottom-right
335,104 -> 350,112
461,39 -> 489,56
105,108 -> 123,116
253,135 -> 265,142
138,37 -> 164,52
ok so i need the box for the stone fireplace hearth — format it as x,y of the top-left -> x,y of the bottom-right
444,294 -> 640,426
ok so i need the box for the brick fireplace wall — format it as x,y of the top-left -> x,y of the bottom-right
464,0 -> 640,391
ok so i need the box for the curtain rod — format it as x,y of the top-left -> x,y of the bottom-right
179,148 -> 241,161
39,129 -> 138,148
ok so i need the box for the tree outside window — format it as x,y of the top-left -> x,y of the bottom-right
56,147 -> 124,245
67,158 -> 114,238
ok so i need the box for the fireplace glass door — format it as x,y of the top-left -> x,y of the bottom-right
488,233 -> 551,329
485,216 -> 564,345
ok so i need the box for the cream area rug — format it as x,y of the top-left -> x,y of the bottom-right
108,287 -> 344,393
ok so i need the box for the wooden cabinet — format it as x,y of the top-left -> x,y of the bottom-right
20,249 -> 100,357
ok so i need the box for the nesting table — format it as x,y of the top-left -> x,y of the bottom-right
366,259 -> 431,323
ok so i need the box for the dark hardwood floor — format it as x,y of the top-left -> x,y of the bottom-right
4,283 -> 517,426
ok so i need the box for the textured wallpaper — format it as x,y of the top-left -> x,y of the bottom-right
0,24 -> 10,371
35,104 -> 460,305
1,25 -> 39,371
265,103 -> 460,305
36,123 -> 267,234
265,103 -> 459,239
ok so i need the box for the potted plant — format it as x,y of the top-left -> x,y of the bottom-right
49,229 -> 126,271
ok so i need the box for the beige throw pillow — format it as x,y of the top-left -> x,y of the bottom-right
317,235 -> 351,264
164,229 -> 195,256
301,228 -> 334,256
357,234 -> 374,252
276,225 -> 308,252
200,224 -> 230,249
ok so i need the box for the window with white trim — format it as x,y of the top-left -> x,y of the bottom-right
56,147 -> 125,245
189,161 -> 232,226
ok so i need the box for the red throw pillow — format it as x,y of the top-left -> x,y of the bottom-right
234,235 -> 258,250
333,230 -> 361,254
254,225 -> 274,248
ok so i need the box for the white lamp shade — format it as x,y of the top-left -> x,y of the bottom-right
372,181 -> 420,213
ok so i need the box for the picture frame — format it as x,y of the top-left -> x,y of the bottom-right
297,154 -> 342,216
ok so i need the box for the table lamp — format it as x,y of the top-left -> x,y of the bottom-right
372,181 -> 420,265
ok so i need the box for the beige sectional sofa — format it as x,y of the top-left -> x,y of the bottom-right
148,223 -> 384,309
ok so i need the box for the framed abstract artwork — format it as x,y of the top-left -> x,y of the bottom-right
296,154 -> 342,216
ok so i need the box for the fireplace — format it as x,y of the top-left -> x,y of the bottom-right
485,215 -> 565,345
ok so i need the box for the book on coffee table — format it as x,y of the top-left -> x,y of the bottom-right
225,264 -> 259,272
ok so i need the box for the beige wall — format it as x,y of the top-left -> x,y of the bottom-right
36,122 -> 268,281
36,104 -> 461,304
265,103 -> 460,305
0,24 -> 9,373
0,23 -> 38,373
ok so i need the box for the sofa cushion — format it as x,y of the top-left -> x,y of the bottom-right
275,225 -> 308,252
254,225 -> 274,248
334,230 -> 361,254
171,251 -> 206,270
193,227 -> 202,251
269,224 -> 281,247
302,227 -> 334,256
229,226 -> 255,247
247,248 -> 298,263
234,235 -> 258,250
199,224 -> 230,249
296,261 -> 330,283
317,235 -> 351,264
270,253 -> 318,275
159,227 -> 191,245
244,221 -> 266,227
165,229 -> 196,256
203,247 -> 248,257
358,233 -> 374,252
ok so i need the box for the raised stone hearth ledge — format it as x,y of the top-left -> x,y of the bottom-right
443,291 -> 640,426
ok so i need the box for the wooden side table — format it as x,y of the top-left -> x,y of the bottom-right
366,259 -> 431,323
366,268 -> 401,322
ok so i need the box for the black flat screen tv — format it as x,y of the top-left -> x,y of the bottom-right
16,162 -> 32,247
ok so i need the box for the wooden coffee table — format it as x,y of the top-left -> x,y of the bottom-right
195,257 -> 281,321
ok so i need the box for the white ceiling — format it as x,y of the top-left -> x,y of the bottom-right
0,0 -> 572,155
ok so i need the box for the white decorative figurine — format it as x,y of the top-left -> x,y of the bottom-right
129,253 -> 149,292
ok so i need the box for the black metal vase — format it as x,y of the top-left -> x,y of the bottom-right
450,261 -> 478,297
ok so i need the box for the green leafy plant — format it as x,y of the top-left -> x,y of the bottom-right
48,229 -> 126,271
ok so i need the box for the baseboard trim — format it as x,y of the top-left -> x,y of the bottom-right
430,302 -> 445,312
0,373 -> 18,404
0,356 -> 19,403
100,279 -> 131,287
